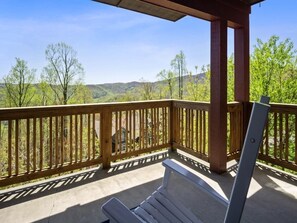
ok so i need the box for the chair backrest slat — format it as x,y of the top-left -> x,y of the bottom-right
224,97 -> 270,223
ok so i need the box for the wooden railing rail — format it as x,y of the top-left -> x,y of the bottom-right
0,104 -> 103,187
172,100 -> 210,161
227,102 -> 244,161
259,103 -> 297,171
1,100 -> 296,187
106,100 -> 171,165
0,100 -> 171,187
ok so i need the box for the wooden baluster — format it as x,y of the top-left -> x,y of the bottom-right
114,111 -> 118,154
55,116 -> 59,167
8,120 -> 12,177
295,114 -> 297,165
181,108 -> 184,146
92,113 -> 96,159
75,115 -> 78,163
285,114 -> 289,162
61,116 -> 64,166
133,110 -> 136,151
119,111 -> 122,153
126,110 -> 129,152
88,114 -> 91,160
145,109 -> 148,149
129,110 -> 132,152
279,113 -> 283,160
27,119 -> 30,173
156,108 -> 159,146
265,116 -> 269,156
162,107 -> 165,144
199,110 -> 203,154
80,114 -> 83,162
40,118 -> 43,170
33,118 -> 37,172
203,111 -> 206,155
195,110 -> 199,153
274,112 -> 277,158
70,115 -> 73,164
191,109 -> 194,150
15,119 -> 19,176
49,117 -> 53,168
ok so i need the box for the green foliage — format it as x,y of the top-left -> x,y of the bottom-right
2,58 -> 36,107
250,35 -> 297,103
157,69 -> 176,99
171,51 -> 187,99
31,81 -> 53,106
227,55 -> 235,102
139,78 -> 154,100
184,65 -> 210,102
42,42 -> 84,105
68,84 -> 93,104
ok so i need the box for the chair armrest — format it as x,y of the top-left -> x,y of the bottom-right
101,197 -> 144,223
162,159 -> 229,207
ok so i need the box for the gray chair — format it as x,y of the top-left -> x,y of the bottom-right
101,96 -> 270,223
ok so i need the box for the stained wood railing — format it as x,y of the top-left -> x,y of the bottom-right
0,101 -> 171,187
227,102 -> 244,161
0,105 -> 102,187
259,103 -> 297,171
0,100 -> 296,187
171,101 -> 209,161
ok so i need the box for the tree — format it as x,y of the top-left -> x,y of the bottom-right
157,69 -> 176,99
42,42 -> 84,105
34,80 -> 54,106
250,36 -> 297,103
139,78 -> 154,100
227,54 -> 235,102
69,84 -> 93,104
3,58 -> 36,107
171,51 -> 187,99
185,72 -> 199,101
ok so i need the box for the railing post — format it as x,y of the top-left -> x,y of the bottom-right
170,100 -> 178,152
101,108 -> 112,169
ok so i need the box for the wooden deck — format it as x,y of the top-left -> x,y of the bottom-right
0,151 -> 296,223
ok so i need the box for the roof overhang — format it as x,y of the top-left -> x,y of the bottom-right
93,0 -> 265,27
92,0 -> 186,22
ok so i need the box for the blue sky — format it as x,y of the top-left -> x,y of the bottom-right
0,0 -> 297,84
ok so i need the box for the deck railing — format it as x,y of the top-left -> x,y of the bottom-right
0,100 -> 296,187
227,102 -> 244,161
259,103 -> 297,171
0,101 -> 171,187
171,100 -> 209,161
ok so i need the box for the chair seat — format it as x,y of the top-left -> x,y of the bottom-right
133,188 -> 202,223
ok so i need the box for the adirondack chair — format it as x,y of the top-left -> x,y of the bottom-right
101,96 -> 270,223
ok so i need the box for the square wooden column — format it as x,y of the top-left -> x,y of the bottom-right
209,19 -> 228,173
235,18 -> 250,138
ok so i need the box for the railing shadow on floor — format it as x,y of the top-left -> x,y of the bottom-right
0,151 -> 169,209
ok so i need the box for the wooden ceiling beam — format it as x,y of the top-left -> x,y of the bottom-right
142,0 -> 251,27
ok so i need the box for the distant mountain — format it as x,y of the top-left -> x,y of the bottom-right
0,73 -> 205,103
86,73 -> 205,101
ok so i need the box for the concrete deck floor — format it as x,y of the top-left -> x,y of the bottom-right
0,151 -> 296,223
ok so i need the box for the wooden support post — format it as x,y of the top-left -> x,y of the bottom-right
210,19 -> 227,173
170,100 -> 178,152
101,109 -> 112,168
235,17 -> 250,143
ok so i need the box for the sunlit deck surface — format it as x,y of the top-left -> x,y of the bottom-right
0,151 -> 296,223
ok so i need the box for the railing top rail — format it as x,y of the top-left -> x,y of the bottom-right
269,103 -> 297,114
0,100 -> 172,120
173,100 -> 210,111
